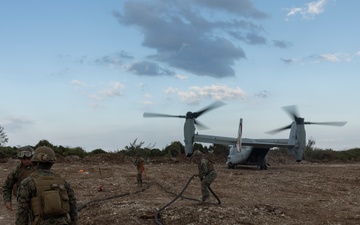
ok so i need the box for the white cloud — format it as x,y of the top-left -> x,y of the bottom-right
71,79 -> 87,86
319,53 -> 340,62
286,7 -> 302,19
89,94 -> 103,101
190,85 -> 246,100
307,0 -> 327,15
319,53 -> 352,62
141,101 -> 153,105
285,0 -> 328,21
283,51 -> 355,65
87,82 -> 125,101
164,87 -> 179,94
178,91 -> 201,105
173,85 -> 246,104
143,93 -> 153,99
175,74 -> 188,80
98,82 -> 124,97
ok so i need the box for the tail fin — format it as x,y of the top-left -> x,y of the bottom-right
184,118 -> 196,156
287,122 -> 296,156
295,124 -> 306,162
236,119 -> 243,152
287,122 -> 305,162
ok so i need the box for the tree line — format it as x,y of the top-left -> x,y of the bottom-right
1,125 -> 360,162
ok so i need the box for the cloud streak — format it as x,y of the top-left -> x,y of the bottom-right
285,0 -> 329,21
1,117 -> 34,132
166,84 -> 246,105
281,51 -> 359,64
71,80 -> 125,107
127,61 -> 174,76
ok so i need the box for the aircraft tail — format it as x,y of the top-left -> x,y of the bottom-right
236,119 -> 243,152
287,122 -> 305,162
287,122 -> 296,156
184,118 -> 196,157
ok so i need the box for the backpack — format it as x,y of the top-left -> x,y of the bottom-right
30,172 -> 70,223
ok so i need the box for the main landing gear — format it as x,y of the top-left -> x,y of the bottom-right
260,164 -> 268,170
228,162 -> 236,169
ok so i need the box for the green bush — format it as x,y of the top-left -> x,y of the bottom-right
2,139 -> 360,163
90,149 -> 108,155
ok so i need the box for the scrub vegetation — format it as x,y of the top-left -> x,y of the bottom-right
1,138 -> 360,163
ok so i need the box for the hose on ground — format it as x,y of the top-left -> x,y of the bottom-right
77,182 -> 150,212
154,175 -> 221,225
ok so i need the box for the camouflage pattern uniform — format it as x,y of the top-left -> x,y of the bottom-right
3,146 -> 36,211
16,169 -> 78,225
2,163 -> 36,205
134,156 -> 145,187
197,157 -> 217,202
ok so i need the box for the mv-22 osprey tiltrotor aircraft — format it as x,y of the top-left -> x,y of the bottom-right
143,101 -> 347,170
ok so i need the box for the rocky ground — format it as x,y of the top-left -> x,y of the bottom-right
1,153 -> 360,225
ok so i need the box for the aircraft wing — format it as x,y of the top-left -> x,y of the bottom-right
194,134 -> 237,146
242,138 -> 294,148
194,134 -> 294,148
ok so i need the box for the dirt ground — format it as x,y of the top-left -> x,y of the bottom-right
1,153 -> 360,225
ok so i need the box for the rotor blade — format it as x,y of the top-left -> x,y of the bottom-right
143,112 -> 186,118
193,101 -> 225,118
304,121 -> 347,126
194,119 -> 209,130
282,105 -> 300,121
266,124 -> 292,135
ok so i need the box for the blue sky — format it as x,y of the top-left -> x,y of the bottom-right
1,0 -> 359,151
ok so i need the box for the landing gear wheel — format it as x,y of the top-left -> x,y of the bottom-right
228,163 -> 235,169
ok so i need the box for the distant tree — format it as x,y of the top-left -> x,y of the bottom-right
203,145 -> 210,153
145,142 -> 156,149
212,144 -> 229,159
0,125 -> 9,146
57,145 -> 67,155
123,138 -> 150,157
193,143 -> 206,153
149,148 -> 164,157
124,139 -> 145,152
164,141 -> 184,157
64,147 -> 87,157
34,139 -> 54,149
304,138 -> 316,161
0,146 -> 17,159
90,149 -> 108,155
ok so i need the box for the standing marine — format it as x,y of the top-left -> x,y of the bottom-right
192,150 -> 217,202
16,146 -> 78,225
2,146 -> 36,211
134,154 -> 145,187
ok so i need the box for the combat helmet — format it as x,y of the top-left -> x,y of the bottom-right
17,146 -> 34,158
31,146 -> 57,163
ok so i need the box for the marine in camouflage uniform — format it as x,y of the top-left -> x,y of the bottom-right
193,150 -> 217,202
134,154 -> 145,187
2,146 -> 36,211
16,146 -> 78,225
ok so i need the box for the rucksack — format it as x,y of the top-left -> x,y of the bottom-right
30,173 -> 70,222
